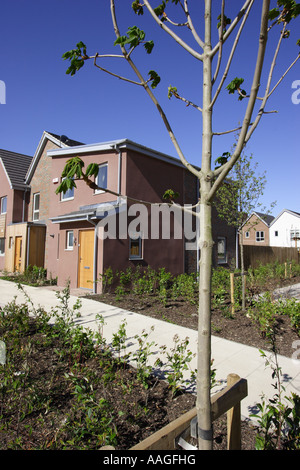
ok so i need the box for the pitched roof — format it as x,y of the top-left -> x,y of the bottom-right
254,211 -> 275,226
25,131 -> 84,184
269,209 -> 300,227
0,149 -> 32,189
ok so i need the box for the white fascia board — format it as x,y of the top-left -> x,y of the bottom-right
47,139 -> 186,169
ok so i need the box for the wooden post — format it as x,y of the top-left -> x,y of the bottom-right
227,373 -> 242,450
230,273 -> 235,316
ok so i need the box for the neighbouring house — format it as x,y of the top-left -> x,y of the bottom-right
0,149 -> 32,272
240,211 -> 275,247
2,132 -> 83,274
45,138 -> 236,293
269,209 -> 300,248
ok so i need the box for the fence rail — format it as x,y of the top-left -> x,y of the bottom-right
129,373 -> 247,451
242,245 -> 299,269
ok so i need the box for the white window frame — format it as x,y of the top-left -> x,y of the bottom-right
61,177 -> 74,201
290,230 -> 300,241
95,163 -> 108,194
217,237 -> 227,264
256,231 -> 265,242
129,235 -> 143,260
33,193 -> 40,221
1,196 -> 7,214
245,231 -> 250,239
66,230 -> 74,250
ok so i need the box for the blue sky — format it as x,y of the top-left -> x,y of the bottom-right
0,1 -> 299,214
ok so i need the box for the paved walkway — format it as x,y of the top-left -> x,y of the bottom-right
1,279 -> 300,422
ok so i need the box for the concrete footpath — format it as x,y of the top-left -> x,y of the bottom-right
1,279 -> 300,422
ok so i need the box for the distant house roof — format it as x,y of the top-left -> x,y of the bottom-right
25,131 -> 84,184
0,149 -> 32,190
241,211 -> 275,228
269,209 -> 300,227
254,211 -> 275,227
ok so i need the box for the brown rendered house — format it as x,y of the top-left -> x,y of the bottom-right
240,211 -> 275,247
0,133 -> 236,293
0,149 -> 32,272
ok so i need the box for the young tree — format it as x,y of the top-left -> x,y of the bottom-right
58,1 -> 300,449
215,148 -> 276,308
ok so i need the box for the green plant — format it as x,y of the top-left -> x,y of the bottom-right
252,338 -> 300,450
157,334 -> 196,396
132,326 -> 157,388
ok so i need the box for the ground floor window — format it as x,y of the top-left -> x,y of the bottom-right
66,230 -> 74,250
129,236 -> 142,259
217,237 -> 226,264
0,238 -> 4,255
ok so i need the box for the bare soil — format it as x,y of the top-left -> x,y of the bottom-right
1,275 -> 300,451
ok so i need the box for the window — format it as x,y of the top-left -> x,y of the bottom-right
95,163 -> 108,194
66,230 -> 74,250
275,231 -> 278,237
256,231 -> 265,242
33,193 -> 40,221
245,231 -> 250,239
290,230 -> 300,241
61,178 -> 74,201
129,236 -> 142,259
0,238 -> 4,255
0,196 -> 7,214
217,237 -> 227,264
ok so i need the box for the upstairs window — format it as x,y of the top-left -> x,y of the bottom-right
244,231 -> 250,239
290,230 -> 300,241
0,238 -> 4,255
256,231 -> 265,242
0,196 -> 7,214
33,193 -> 40,221
61,177 -> 74,201
95,163 -> 108,194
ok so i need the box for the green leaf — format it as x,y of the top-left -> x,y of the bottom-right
132,0 -> 144,15
62,42 -> 88,76
148,70 -> 161,89
168,85 -> 178,99
144,40 -> 154,54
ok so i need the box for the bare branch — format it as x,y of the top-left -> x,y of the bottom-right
210,0 -> 254,108
184,0 -> 205,49
210,0 -> 254,57
93,54 -> 143,86
142,0 -> 204,61
209,0 -> 270,201
110,0 -> 201,180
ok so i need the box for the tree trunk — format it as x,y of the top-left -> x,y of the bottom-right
239,234 -> 246,310
197,199 -> 213,450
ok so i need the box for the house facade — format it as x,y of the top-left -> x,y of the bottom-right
0,149 -> 32,271
269,209 -> 300,248
0,132 -> 236,292
46,139 -> 236,292
240,211 -> 275,247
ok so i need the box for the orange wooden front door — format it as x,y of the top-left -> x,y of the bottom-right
78,230 -> 94,289
14,236 -> 22,272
